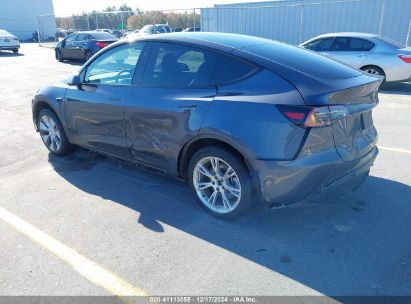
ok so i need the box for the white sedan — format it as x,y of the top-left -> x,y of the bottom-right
301,32 -> 411,82
0,29 -> 20,53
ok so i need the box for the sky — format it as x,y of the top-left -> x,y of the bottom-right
52,0 -> 267,15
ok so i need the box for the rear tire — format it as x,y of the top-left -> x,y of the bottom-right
188,146 -> 253,219
37,109 -> 73,156
360,65 -> 385,80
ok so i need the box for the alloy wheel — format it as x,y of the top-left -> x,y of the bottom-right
193,156 -> 241,214
39,114 -> 62,152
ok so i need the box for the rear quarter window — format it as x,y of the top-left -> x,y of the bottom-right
211,55 -> 258,86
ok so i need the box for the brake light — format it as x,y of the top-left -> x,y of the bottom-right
399,55 -> 411,63
96,41 -> 109,48
277,105 -> 349,128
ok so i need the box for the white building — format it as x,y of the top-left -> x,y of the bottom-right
0,0 -> 57,41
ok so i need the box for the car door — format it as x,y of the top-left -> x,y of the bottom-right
328,37 -> 374,68
125,42 -> 218,174
71,33 -> 90,59
63,42 -> 146,159
60,33 -> 77,58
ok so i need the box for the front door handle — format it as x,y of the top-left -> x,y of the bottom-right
179,105 -> 197,110
109,97 -> 121,101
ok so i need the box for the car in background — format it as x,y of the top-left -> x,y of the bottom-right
33,32 -> 381,219
183,27 -> 201,32
138,24 -> 171,35
95,29 -> 113,34
55,31 -> 118,62
0,29 -> 20,53
301,32 -> 411,82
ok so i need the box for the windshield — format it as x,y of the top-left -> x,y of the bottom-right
141,25 -> 155,34
376,36 -> 405,49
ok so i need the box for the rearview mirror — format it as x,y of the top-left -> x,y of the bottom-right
68,74 -> 81,86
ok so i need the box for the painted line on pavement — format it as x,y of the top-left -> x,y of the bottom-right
0,206 -> 148,301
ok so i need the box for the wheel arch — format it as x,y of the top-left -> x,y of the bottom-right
360,64 -> 386,76
177,135 -> 261,196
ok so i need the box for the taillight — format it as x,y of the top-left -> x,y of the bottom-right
96,41 -> 109,48
399,55 -> 411,63
277,105 -> 349,128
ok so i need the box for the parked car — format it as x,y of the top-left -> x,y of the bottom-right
95,29 -> 113,34
55,31 -> 118,62
183,27 -> 201,32
301,32 -> 411,82
0,29 -> 20,53
132,24 -> 171,36
33,32 -> 382,218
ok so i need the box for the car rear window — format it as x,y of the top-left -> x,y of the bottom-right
375,36 -> 405,49
90,32 -> 118,40
244,42 -> 362,79
0,29 -> 11,36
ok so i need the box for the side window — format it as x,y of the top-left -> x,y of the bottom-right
350,38 -> 375,51
211,55 -> 258,86
142,43 -> 217,87
65,33 -> 76,42
305,38 -> 334,52
84,42 -> 145,85
332,37 -> 351,51
77,34 -> 90,41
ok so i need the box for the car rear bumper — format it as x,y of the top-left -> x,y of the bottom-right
0,45 -> 19,50
253,146 -> 378,205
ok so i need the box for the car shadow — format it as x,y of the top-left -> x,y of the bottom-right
48,149 -> 411,297
379,82 -> 411,96
0,51 -> 24,57
58,60 -> 84,67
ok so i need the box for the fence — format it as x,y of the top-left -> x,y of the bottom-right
37,8 -> 201,48
201,0 -> 411,46
35,0 -> 411,48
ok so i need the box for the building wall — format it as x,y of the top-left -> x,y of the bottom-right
0,0 -> 56,40
201,0 -> 411,46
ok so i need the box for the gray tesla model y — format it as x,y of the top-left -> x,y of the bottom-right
32,33 -> 382,218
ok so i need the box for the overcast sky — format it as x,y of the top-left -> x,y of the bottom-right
52,0 -> 266,15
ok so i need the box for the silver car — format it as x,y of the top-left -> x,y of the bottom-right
0,29 -> 20,54
301,32 -> 411,82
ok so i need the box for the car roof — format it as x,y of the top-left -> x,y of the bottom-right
126,32 -> 277,50
313,32 -> 379,39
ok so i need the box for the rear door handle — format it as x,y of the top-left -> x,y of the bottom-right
109,97 -> 121,101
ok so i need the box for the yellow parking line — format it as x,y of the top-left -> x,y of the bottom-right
0,206 -> 148,300
379,146 -> 411,154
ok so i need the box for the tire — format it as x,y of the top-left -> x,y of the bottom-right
56,49 -> 63,62
37,109 -> 73,156
12,49 -> 18,54
84,51 -> 93,62
188,146 -> 253,219
360,65 -> 385,80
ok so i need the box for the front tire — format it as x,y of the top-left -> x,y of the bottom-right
84,51 -> 93,62
56,49 -> 63,61
12,49 -> 18,54
188,146 -> 253,219
37,109 -> 73,156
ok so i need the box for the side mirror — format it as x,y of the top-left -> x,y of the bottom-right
68,74 -> 81,86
